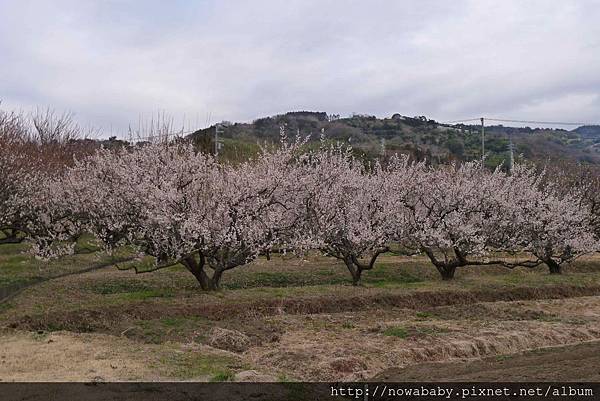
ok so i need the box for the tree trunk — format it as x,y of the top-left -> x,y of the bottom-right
437,265 -> 457,280
423,248 -> 458,280
211,269 -> 224,289
351,268 -> 363,286
343,258 -> 362,286
545,259 -> 562,275
342,248 -> 388,286
181,254 -> 221,291
0,229 -> 22,245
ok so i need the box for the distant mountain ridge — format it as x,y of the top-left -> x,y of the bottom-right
574,125 -> 600,138
187,111 -> 600,166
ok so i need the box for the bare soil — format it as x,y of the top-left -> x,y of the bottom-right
245,295 -> 600,380
0,331 -> 157,381
373,341 -> 600,381
0,330 -> 245,381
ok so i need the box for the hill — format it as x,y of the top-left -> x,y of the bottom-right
574,125 -> 600,138
188,111 -> 600,167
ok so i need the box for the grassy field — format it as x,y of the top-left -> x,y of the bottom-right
1,242 -> 600,381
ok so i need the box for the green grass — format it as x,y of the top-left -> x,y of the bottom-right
210,371 -> 235,382
89,282 -> 154,294
0,302 -> 14,313
248,272 -> 310,287
129,316 -> 211,344
2,243 -> 600,339
221,269 -> 349,289
362,264 -> 428,289
341,322 -> 355,329
2,254 -> 30,268
161,317 -> 187,327
88,281 -> 176,301
0,241 -> 29,255
383,324 -> 448,338
0,276 -> 42,288
0,239 -> 135,294
315,270 -> 335,276
494,269 -> 599,287
277,373 -> 298,382
162,351 -> 240,380
118,288 -> 175,300
0,244 -> 44,288
218,260 -> 427,290
67,233 -> 103,254
415,311 -> 433,319
413,326 -> 450,336
533,314 -> 562,323
383,326 -> 409,338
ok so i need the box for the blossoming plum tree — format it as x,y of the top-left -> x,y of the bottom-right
396,162 -> 593,279
294,146 -> 423,285
15,119 -> 600,287
0,108 -> 85,246
28,138 -> 306,290
543,162 -> 600,248
494,165 -> 599,274
398,162 -> 510,279
0,110 -> 30,244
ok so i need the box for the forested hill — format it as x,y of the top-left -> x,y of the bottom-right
188,111 -> 600,166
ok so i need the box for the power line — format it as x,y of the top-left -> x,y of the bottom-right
113,115 -> 600,142
442,117 -> 599,126
442,118 -> 482,124
486,118 -> 592,126
442,116 -> 599,172
480,117 -> 485,165
126,128 -> 197,142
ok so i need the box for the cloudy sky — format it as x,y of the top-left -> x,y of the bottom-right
1,0 -> 600,137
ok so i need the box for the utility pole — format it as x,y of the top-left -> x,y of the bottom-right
214,123 -> 224,157
508,133 -> 514,174
480,117 -> 485,166
214,124 -> 218,156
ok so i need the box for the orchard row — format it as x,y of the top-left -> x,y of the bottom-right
1,111 -> 599,290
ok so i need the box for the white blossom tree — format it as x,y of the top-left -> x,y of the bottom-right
0,110 -> 30,244
292,146 -> 421,285
543,162 -> 600,248
399,162 -> 562,279
27,138 -> 306,290
170,138 -> 307,289
1,107 -> 85,246
401,162 -> 495,279
493,164 -> 599,274
17,120 -> 600,287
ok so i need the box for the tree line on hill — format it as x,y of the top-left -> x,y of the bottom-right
187,111 -> 600,167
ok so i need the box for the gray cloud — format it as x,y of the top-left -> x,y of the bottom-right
1,0 -> 600,137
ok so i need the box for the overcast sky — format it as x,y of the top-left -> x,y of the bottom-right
1,0 -> 600,137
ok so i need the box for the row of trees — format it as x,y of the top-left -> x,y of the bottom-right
0,108 -> 90,245
2,109 -> 600,290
